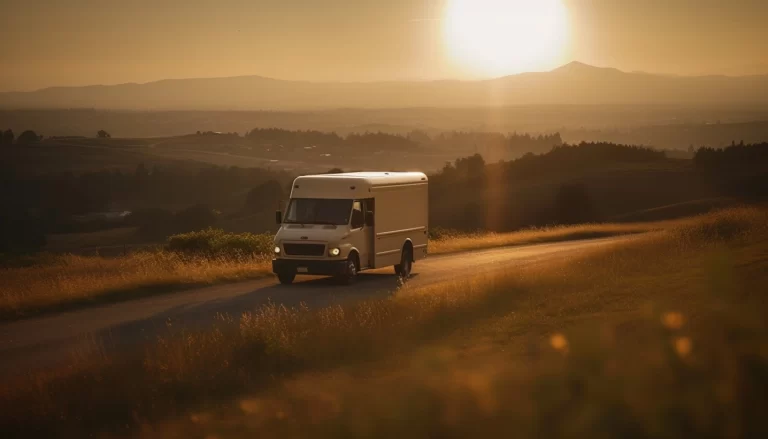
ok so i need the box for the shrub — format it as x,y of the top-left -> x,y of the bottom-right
16,130 -> 42,144
166,228 -> 273,259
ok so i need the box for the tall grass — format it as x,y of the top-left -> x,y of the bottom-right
1,206 -> 766,437
428,218 -> 689,255
0,251 -> 270,319
0,216 -> 690,320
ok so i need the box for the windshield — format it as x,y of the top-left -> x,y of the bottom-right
284,198 -> 353,226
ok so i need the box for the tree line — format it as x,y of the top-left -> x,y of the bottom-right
2,140 -> 766,255
693,142 -> 768,199
1,129 -> 116,145
0,129 -> 43,145
693,141 -> 768,168
241,128 -> 563,156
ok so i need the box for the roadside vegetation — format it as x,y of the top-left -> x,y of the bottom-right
0,215 -> 692,320
0,250 -> 272,320
1,206 -> 766,437
427,220 -> 674,254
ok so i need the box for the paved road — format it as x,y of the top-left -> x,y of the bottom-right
0,236 -> 634,375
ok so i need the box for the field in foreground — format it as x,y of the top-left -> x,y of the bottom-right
0,220 -> 674,320
1,206 -> 766,438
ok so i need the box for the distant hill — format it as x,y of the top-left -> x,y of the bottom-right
2,62 -> 768,110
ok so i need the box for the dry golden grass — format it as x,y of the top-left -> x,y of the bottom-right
428,218 -> 692,255
0,214 -> 698,321
0,252 -> 270,319
2,206 -> 767,438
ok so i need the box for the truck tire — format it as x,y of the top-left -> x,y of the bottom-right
336,255 -> 358,285
397,248 -> 413,280
277,272 -> 296,285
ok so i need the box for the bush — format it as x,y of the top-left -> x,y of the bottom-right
166,228 -> 273,259
16,130 -> 42,144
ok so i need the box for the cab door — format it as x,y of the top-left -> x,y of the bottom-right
349,200 -> 374,269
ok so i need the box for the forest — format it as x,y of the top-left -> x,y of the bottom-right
1,137 -> 766,255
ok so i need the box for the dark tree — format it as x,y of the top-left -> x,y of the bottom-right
1,129 -> 13,145
407,130 -> 431,144
17,130 -> 41,144
454,154 -> 486,180
97,130 -> 111,138
244,180 -> 284,213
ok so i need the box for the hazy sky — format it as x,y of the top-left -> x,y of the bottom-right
1,0 -> 767,91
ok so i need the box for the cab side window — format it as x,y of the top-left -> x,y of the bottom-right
350,200 -> 365,229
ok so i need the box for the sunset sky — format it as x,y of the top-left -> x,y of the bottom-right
1,0 -> 767,91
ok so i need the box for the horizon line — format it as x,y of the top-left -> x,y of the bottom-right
2,61 -> 767,94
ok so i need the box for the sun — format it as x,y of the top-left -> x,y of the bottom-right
443,0 -> 569,77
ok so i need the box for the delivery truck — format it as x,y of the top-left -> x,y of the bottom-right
272,172 -> 428,284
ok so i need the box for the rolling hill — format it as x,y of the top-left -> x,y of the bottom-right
2,62 -> 767,110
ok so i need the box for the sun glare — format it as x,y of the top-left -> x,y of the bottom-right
443,0 -> 569,77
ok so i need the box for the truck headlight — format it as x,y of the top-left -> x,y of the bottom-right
274,246 -> 281,254
329,248 -> 340,256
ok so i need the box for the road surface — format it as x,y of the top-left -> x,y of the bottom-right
0,236 -> 634,375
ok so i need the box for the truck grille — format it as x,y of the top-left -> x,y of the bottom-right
283,243 -> 325,256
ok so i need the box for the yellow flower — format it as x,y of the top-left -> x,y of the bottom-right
662,312 -> 685,330
550,333 -> 568,352
674,336 -> 692,358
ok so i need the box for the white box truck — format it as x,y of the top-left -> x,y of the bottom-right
272,172 -> 428,284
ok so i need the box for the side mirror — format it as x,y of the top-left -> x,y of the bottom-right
365,210 -> 374,227
275,210 -> 283,225
351,210 -> 365,229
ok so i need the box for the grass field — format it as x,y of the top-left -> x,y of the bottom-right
0,252 -> 272,320
428,220 -> 673,254
1,217 -> 685,320
1,206 -> 766,437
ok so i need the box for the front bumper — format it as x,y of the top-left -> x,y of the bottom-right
272,259 -> 348,276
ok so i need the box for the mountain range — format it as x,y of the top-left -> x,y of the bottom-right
2,62 -> 767,110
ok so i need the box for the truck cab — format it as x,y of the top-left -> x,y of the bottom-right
272,172 -> 428,284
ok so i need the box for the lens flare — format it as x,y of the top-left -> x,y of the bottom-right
443,0 -> 569,76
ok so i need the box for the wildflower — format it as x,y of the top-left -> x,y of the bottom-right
673,336 -> 692,358
239,398 -> 263,414
550,333 -> 568,352
662,312 -> 685,330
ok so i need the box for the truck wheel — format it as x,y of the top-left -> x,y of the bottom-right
277,272 -> 296,285
337,256 -> 358,285
397,248 -> 413,280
